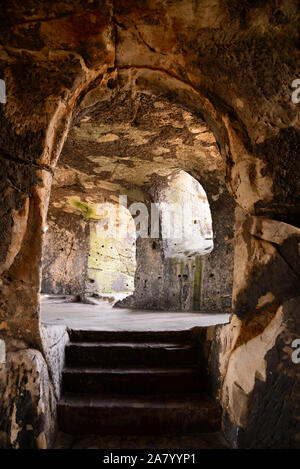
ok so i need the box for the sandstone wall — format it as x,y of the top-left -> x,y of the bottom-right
87,212 -> 136,295
117,170 -> 234,312
205,217 -> 300,448
42,212 -> 90,296
0,0 -> 299,448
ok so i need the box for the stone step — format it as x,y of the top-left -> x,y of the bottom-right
62,366 -> 207,395
68,329 -> 193,344
58,394 -> 221,435
65,342 -> 197,367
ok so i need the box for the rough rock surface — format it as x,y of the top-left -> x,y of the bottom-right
0,344 -> 56,449
205,218 -> 300,448
0,0 -> 299,449
41,323 -> 69,400
46,90 -> 234,309
42,212 -> 90,295
87,209 -> 136,295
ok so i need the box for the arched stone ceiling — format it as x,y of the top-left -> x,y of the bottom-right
49,89 -> 225,218
1,0 -> 299,225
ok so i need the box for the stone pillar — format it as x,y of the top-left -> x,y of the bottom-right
201,188 -> 235,313
116,170 -> 222,311
42,211 -> 90,297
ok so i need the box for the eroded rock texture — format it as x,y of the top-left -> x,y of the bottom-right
42,211 -> 90,295
87,216 -> 136,295
0,344 -> 56,449
0,0 -> 299,448
45,88 -> 234,310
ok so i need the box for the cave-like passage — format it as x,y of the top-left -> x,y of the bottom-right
41,199 -> 137,303
40,88 -> 234,326
41,166 -> 229,328
1,2 -> 299,450
116,169 -> 214,311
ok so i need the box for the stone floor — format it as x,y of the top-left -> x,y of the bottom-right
54,431 -> 229,449
41,295 -> 230,331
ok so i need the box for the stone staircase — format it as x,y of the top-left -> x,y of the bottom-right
58,329 -> 221,435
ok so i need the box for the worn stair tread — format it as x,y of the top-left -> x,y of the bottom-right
58,393 -> 221,434
63,366 -> 201,374
59,393 -> 218,409
66,342 -> 194,348
60,328 -> 218,435
68,329 -> 193,343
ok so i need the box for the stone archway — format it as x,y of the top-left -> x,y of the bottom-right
46,81 -> 236,315
0,1 -> 299,449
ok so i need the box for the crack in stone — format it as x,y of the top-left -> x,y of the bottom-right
112,17 -> 127,30
276,244 -> 300,280
0,149 -> 54,175
134,24 -> 157,54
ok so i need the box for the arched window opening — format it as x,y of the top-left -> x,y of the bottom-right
41,197 -> 136,304
117,170 -> 214,312
40,89 -> 233,326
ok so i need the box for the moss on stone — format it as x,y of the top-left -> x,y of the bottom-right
70,199 -> 96,219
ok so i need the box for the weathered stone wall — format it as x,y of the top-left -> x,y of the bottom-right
205,217 -> 300,448
42,211 -> 90,296
0,0 -> 299,449
120,238 -> 209,311
0,324 -> 68,449
41,324 -> 69,401
87,211 -> 136,295
164,255 -> 205,311
42,200 -> 136,297
0,342 -> 56,449
118,237 -> 165,309
117,170 -> 233,311
200,185 -> 235,313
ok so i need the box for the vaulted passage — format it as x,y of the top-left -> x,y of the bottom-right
36,75 -> 234,447
42,201 -> 137,300
0,1 -> 299,450
87,204 -> 136,297
41,89 -> 234,314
